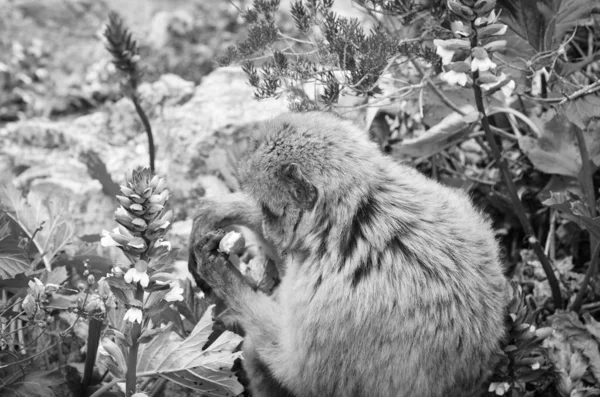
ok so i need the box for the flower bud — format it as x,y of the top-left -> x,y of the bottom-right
129,203 -> 146,215
22,294 -> 37,317
483,40 -> 507,53
148,190 -> 169,205
98,277 -> 112,298
116,195 -> 133,209
45,283 -> 59,294
129,193 -> 145,204
534,327 -> 554,339
120,185 -> 135,196
145,203 -> 164,216
112,266 -> 125,278
477,23 -> 507,37
474,0 -> 496,16
87,274 -> 96,285
98,338 -> 127,378
447,0 -> 475,19
126,237 -> 147,253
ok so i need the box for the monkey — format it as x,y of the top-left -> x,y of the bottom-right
189,111 -> 509,397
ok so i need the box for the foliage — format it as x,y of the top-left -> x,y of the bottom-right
2,0 -> 600,396
221,0 -> 600,395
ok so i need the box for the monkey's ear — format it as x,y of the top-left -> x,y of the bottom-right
281,163 -> 317,210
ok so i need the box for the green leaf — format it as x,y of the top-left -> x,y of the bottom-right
0,249 -> 29,280
0,213 -> 30,280
0,185 -> 75,271
551,0 -> 600,50
43,266 -> 68,286
393,111 -> 481,158
0,369 -> 65,397
104,277 -> 136,306
137,305 -> 243,397
561,96 -> 600,130
519,112 -> 600,177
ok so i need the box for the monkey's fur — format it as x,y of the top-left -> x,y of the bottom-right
190,111 -> 509,397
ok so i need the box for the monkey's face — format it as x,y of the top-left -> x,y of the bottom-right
237,121 -> 321,251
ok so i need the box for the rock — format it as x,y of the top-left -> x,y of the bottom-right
1,65 -> 288,257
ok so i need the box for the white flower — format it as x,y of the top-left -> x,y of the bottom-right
28,278 -> 45,299
433,39 -> 470,65
471,53 -> 496,72
440,70 -> 468,86
156,239 -> 171,251
500,80 -> 516,97
164,282 -> 184,302
435,43 -> 456,65
480,73 -> 515,98
101,228 -> 122,247
123,307 -> 143,323
474,9 -> 498,26
450,20 -> 472,37
531,362 -> 541,370
488,381 -> 510,395
22,294 -> 37,317
124,260 -> 149,287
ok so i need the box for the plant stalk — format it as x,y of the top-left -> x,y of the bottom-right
82,317 -> 103,391
131,94 -> 156,174
468,30 -> 562,308
125,285 -> 144,397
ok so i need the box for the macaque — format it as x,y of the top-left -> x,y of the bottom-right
189,111 -> 508,397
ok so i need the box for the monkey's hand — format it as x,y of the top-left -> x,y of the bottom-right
193,230 -> 250,314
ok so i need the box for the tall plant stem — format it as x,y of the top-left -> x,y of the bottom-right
131,94 -> 155,174
469,33 -> 562,308
125,285 -> 144,397
82,317 -> 103,391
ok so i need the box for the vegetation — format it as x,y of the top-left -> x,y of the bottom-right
2,0 -> 600,396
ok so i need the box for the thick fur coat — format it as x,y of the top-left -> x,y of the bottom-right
191,111 -> 509,397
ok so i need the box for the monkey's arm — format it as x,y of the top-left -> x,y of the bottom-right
188,192 -> 280,268
193,231 -> 287,365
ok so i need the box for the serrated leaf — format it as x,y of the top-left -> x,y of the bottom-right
0,185 -> 75,271
137,305 -> 243,397
0,249 -> 29,280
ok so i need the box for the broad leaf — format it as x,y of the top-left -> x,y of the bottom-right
0,248 -> 29,280
519,112 -> 600,177
499,0 -> 600,52
137,305 -> 243,397
0,369 -> 66,397
0,185 -> 75,271
392,111 -> 480,158
0,213 -> 29,279
561,96 -> 600,130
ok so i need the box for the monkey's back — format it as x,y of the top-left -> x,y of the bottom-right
242,112 -> 508,397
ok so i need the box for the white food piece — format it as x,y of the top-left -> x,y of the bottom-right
219,231 -> 246,255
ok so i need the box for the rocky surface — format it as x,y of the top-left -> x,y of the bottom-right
1,67 -> 288,255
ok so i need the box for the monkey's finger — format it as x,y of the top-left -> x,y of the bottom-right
197,230 -> 226,253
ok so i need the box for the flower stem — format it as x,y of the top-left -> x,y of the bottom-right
131,94 -> 155,174
82,317 -> 103,391
469,34 -> 563,309
125,285 -> 144,397
471,77 -> 563,308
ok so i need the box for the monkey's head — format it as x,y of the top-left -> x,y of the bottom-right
237,111 -> 381,249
